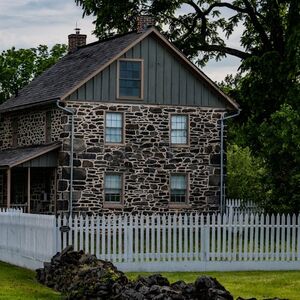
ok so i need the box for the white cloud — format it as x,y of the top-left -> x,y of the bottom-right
0,1 -> 243,81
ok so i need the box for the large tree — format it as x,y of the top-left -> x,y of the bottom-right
0,44 -> 67,104
76,0 -> 300,213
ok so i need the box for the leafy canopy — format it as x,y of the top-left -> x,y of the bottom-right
0,44 -> 67,104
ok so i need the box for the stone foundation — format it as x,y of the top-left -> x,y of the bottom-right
57,101 -> 224,213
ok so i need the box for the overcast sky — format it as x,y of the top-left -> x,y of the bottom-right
0,0 -> 242,82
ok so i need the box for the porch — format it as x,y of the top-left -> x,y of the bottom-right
0,143 -> 61,214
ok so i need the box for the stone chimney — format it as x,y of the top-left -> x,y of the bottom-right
137,15 -> 155,33
68,28 -> 87,52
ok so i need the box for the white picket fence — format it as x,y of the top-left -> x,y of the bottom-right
0,211 -> 56,269
57,213 -> 300,272
225,199 -> 263,215
1,211 -> 300,271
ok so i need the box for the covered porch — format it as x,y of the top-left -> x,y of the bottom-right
0,143 -> 61,214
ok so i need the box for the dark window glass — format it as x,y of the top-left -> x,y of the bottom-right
119,60 -> 142,98
105,174 -> 122,203
105,112 -> 123,143
170,175 -> 187,203
171,115 -> 188,144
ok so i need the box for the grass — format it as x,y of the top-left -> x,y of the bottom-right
0,261 -> 61,300
1,261 -> 299,299
127,271 -> 300,300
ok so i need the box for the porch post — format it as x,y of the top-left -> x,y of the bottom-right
27,167 -> 31,213
6,168 -> 11,208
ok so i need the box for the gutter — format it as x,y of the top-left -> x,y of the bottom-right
220,109 -> 241,214
56,100 -> 75,216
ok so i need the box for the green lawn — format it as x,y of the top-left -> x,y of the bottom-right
0,262 -> 61,300
1,261 -> 300,300
127,271 -> 300,300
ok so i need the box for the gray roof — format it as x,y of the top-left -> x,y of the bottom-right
0,143 -> 61,168
0,32 -> 141,113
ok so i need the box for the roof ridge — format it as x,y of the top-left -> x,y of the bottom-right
78,30 -> 138,50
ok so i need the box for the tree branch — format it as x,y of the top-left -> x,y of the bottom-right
197,44 -> 251,59
204,2 -> 247,15
242,0 -> 272,49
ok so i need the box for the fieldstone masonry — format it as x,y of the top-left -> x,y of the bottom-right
0,107 -> 63,212
0,107 -> 63,150
57,101 -> 225,213
0,102 -> 225,213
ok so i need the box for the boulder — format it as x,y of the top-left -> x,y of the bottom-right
37,248 -> 284,300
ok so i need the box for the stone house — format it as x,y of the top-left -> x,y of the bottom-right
0,18 -> 239,214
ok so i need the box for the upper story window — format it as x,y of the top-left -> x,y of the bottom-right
170,174 -> 188,203
104,173 -> 123,203
170,115 -> 188,145
118,59 -> 143,99
105,112 -> 124,144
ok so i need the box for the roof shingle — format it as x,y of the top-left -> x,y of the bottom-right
0,32 -> 141,112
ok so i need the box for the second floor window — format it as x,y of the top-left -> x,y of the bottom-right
104,174 -> 122,203
171,115 -> 188,145
118,59 -> 143,99
105,112 -> 123,144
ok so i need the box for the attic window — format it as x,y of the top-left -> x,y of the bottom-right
118,59 -> 143,99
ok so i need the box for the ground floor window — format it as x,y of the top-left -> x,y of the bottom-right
104,174 -> 123,203
170,174 -> 188,203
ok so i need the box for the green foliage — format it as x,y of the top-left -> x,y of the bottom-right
226,144 -> 266,203
0,44 -> 67,104
259,104 -> 300,214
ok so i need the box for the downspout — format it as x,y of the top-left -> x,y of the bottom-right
220,109 -> 241,214
56,100 -> 74,216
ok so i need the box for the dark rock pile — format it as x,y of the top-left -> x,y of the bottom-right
36,247 -> 285,300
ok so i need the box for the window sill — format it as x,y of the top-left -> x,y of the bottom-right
169,203 -> 190,209
117,96 -> 144,101
104,142 -> 125,147
170,144 -> 190,148
103,203 -> 124,209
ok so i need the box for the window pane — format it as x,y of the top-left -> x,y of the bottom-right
171,115 -> 187,129
119,60 -> 142,97
171,115 -> 188,144
171,130 -> 187,144
171,175 -> 186,190
105,174 -> 122,203
105,113 -> 123,143
171,175 -> 187,203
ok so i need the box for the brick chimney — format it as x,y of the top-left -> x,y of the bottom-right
68,28 -> 87,52
137,15 -> 155,33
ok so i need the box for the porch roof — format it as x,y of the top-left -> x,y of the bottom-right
0,143 -> 61,168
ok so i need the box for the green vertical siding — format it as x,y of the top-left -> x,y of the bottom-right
69,35 -> 226,108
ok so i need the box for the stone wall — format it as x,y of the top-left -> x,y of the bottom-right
0,106 -> 64,212
57,101 -> 225,213
0,106 -> 63,150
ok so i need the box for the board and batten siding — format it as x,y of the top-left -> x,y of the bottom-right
69,35 -> 225,108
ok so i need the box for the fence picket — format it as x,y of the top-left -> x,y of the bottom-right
1,211 -> 300,272
291,214 -> 296,261
211,214 -> 216,261
286,214 -> 291,261
276,214 -> 280,261
259,214 -> 264,261
265,214 -> 270,261
140,215 -> 145,263
281,214 -> 286,261
96,215 -> 100,259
